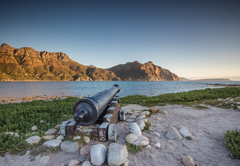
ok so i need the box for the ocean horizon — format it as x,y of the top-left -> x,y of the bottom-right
1,81 -> 240,102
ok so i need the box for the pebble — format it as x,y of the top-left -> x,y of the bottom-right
57,135 -> 64,140
141,111 -> 150,116
154,132 -> 161,138
126,119 -> 135,122
136,120 -> 145,130
90,144 -> 107,166
26,136 -> 41,145
60,141 -> 79,153
5,132 -> 19,137
149,107 -> 158,112
166,126 -> 182,140
73,136 -> 81,140
149,154 -> 154,159
135,114 -> 146,121
82,161 -> 91,166
84,136 -> 91,144
129,115 -> 137,119
56,163 -> 65,166
129,122 -> 142,135
108,143 -> 128,166
39,156 -> 50,165
68,160 -> 80,166
43,135 -> 55,140
31,126 -> 38,131
43,139 -> 62,148
179,127 -> 192,137
55,124 -> 61,128
45,128 -> 57,135
155,143 -> 161,148
182,156 -> 195,166
145,145 -> 151,149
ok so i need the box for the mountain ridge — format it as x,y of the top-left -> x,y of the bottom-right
0,43 -> 181,81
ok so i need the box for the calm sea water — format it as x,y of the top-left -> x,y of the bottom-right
0,81 -> 240,101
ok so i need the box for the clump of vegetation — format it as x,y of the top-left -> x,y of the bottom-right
186,136 -> 192,140
120,87 -> 240,108
126,143 -> 142,154
195,105 -> 209,109
223,130 -> 240,159
0,97 -> 79,156
144,122 -> 151,131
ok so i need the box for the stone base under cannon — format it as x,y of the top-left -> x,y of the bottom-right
61,98 -> 125,142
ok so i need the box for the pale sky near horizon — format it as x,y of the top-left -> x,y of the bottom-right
1,0 -> 240,80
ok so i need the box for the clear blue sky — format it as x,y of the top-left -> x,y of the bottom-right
1,0 -> 240,80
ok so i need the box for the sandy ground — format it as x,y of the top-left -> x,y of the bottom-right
1,104 -> 240,166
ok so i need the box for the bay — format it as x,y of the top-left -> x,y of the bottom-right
0,81 -> 240,101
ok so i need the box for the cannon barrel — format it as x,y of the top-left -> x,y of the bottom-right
73,84 -> 120,126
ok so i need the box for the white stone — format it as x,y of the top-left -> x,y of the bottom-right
60,141 -> 79,153
126,134 -> 141,144
108,143 -> 128,166
43,135 -> 55,140
141,111 -> 150,116
43,139 -> 62,148
136,120 -> 145,130
90,144 -> 107,165
154,132 -> 161,138
126,119 -> 134,122
166,126 -> 182,140
236,102 -> 240,105
84,136 -> 90,144
122,159 -> 129,166
73,136 -> 81,140
68,159 -> 80,166
39,156 -> 50,165
237,106 -> 240,109
182,156 -> 195,166
57,135 -> 64,140
237,127 -> 240,132
82,160 -> 91,166
31,126 -> 38,131
179,127 -> 192,137
229,99 -> 234,102
129,122 -> 142,135
129,115 -> 137,119
60,119 -> 74,136
5,132 -> 19,137
145,145 -> 151,149
155,143 -> 161,148
26,136 -> 41,145
133,136 -> 149,147
135,114 -> 146,121
45,128 -> 57,135
126,134 -> 149,147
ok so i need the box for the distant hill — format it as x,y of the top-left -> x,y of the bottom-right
0,43 -> 181,81
194,78 -> 231,81
109,61 -> 181,81
179,77 -> 191,81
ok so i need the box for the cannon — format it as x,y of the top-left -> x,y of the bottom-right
60,84 -> 125,142
73,84 -> 120,126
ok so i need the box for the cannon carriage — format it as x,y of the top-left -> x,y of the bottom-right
60,84 -> 125,141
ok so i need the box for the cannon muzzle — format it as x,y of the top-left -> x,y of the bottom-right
73,84 -> 120,126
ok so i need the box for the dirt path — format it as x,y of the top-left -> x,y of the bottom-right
1,104 -> 240,166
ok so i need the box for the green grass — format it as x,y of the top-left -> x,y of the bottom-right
120,87 -> 240,108
0,97 -> 80,156
223,130 -> 240,159
126,143 -> 142,154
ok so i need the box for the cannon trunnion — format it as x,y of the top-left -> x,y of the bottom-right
61,84 -> 125,142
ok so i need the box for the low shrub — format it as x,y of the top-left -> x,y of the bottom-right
223,130 -> 240,159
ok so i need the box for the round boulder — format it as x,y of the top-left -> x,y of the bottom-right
107,143 -> 128,166
60,141 -> 79,153
90,144 -> 107,166
129,122 -> 142,135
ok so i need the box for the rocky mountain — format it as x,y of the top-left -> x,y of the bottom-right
0,43 -> 120,81
109,61 -> 181,81
0,43 -> 180,81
